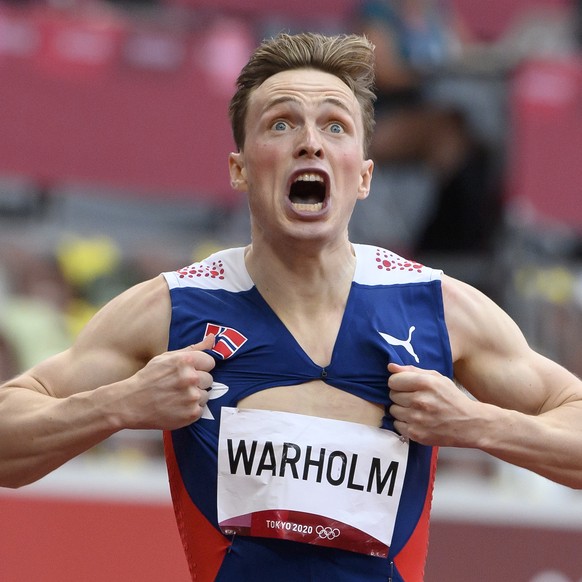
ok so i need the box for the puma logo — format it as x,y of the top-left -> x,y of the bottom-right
379,326 -> 419,364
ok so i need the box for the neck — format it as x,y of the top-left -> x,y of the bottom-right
245,239 -> 356,309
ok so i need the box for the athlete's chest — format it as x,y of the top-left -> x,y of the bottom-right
171,281 -> 445,414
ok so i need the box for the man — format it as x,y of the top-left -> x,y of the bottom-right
1,33 -> 581,582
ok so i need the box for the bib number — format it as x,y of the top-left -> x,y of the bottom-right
217,407 -> 409,557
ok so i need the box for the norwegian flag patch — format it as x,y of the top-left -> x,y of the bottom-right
205,323 -> 248,359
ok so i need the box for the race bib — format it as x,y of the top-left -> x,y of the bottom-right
217,407 -> 409,557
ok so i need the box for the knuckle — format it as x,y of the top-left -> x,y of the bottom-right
411,392 -> 434,412
407,427 -> 423,443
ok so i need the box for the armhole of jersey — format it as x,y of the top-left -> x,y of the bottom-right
432,277 -> 454,379
162,270 -> 179,290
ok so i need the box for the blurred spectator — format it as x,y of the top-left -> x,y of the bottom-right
0,332 -> 18,382
0,237 -> 140,373
0,267 -> 18,382
0,249 -> 72,372
355,0 -> 498,253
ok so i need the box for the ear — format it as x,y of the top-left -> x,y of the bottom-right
229,151 -> 248,192
357,158 -> 374,200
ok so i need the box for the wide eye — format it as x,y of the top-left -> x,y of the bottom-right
272,120 -> 289,132
328,122 -> 344,134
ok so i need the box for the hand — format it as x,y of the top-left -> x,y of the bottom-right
387,362 -> 477,447
123,335 -> 216,430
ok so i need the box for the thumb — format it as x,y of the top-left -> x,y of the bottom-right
173,334 -> 215,353
388,362 -> 439,378
191,333 -> 215,352
388,362 -> 413,374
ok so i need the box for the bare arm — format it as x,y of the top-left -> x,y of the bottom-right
0,276 -> 215,488
389,276 -> 582,488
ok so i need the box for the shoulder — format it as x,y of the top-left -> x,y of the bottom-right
75,275 -> 171,360
353,244 -> 442,286
441,274 -> 532,367
162,247 -> 252,293
442,276 -> 503,354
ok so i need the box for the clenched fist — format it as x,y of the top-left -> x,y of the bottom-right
122,335 -> 217,431
388,362 -> 479,447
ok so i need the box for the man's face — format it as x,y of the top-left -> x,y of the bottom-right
229,68 -> 374,246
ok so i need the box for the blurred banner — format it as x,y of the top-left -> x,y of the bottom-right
0,5 -> 256,202
507,56 -> 582,232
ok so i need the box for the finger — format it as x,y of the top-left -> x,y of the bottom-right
388,366 -> 440,393
388,370 -> 418,393
195,370 -> 214,391
197,386 -> 211,407
389,401 -> 407,419
387,364 -> 421,392
392,419 -> 410,441
389,389 -> 413,407
190,334 -> 215,351
182,335 -> 217,372
388,362 -> 416,374
172,334 -> 215,355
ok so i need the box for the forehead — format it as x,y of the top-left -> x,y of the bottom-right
249,68 -> 360,116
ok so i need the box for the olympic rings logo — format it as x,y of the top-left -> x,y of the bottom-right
316,525 -> 341,540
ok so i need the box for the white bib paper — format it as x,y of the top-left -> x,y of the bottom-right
217,407 -> 409,557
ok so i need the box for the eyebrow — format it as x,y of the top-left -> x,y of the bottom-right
263,96 -> 300,110
262,95 -> 354,116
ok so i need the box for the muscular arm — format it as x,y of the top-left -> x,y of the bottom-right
0,276 -> 215,488
389,276 -> 582,488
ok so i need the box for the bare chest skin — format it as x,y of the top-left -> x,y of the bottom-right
237,309 -> 385,428
238,381 -> 385,427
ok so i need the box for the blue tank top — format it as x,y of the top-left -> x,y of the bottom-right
162,244 -> 452,582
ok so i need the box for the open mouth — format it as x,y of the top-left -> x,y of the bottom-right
289,172 -> 327,211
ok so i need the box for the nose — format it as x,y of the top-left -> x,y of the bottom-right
294,124 -> 323,159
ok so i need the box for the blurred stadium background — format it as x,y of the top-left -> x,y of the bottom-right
1,0 -> 582,580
